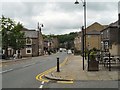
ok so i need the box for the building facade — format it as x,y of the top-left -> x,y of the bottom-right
74,22 -> 106,51
100,4 -> 120,56
101,20 -> 120,56
74,32 -> 82,50
43,37 -> 59,54
20,28 -> 44,57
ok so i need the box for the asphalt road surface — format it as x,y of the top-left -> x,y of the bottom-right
2,52 -> 68,88
1,51 -> 119,89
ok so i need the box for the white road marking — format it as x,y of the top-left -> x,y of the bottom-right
0,69 -> 13,74
22,63 -> 34,68
0,63 -> 36,74
39,81 -> 45,88
39,85 -> 43,88
41,81 -> 45,85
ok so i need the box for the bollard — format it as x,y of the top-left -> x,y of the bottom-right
87,51 -> 90,71
109,52 -> 111,71
57,57 -> 60,72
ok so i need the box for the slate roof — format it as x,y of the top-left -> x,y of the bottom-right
101,21 -> 118,32
22,28 -> 38,38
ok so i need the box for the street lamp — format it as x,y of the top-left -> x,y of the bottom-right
38,22 -> 44,32
37,22 -> 44,56
74,0 -> 87,70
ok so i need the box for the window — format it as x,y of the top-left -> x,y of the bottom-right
26,48 -> 32,54
26,38 -> 32,45
105,42 -> 109,49
87,35 -> 91,38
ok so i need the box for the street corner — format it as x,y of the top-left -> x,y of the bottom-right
44,73 -> 74,84
36,67 -> 56,83
36,56 -> 73,84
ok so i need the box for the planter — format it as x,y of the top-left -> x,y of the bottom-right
88,60 -> 99,71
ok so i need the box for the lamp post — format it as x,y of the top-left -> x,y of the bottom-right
38,22 -> 44,32
38,22 -> 44,56
82,26 -> 85,70
74,0 -> 87,70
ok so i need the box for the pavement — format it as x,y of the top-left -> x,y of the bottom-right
0,57 -> 32,68
0,52 -> 59,68
45,55 -> 119,81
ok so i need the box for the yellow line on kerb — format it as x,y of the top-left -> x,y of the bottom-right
36,57 -> 69,83
57,81 -> 73,84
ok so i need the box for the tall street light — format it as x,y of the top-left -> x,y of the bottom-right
38,22 -> 44,32
74,0 -> 87,70
38,22 -> 44,56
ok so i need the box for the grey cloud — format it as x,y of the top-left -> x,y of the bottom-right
2,2 -> 46,17
87,2 -> 118,12
1,1 -> 118,35
118,1 -> 120,13
55,2 -> 83,12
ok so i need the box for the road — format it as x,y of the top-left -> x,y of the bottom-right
2,51 -> 119,89
2,52 -> 67,88
43,80 -> 119,89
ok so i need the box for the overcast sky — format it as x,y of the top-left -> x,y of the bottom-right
1,0 -> 120,35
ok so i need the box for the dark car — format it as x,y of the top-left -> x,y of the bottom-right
0,53 -> 5,59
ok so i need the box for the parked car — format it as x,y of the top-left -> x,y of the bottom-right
0,53 -> 5,59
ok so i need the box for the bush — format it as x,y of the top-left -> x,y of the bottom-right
89,49 -> 97,61
74,50 -> 82,55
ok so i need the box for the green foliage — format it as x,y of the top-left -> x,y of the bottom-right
0,15 -> 25,56
43,32 -> 78,49
74,49 -> 82,55
57,32 -> 78,49
1,15 -> 15,49
57,32 -> 78,43
89,48 -> 97,61
9,22 -> 25,50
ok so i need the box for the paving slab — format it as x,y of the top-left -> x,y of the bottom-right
45,55 -> 120,81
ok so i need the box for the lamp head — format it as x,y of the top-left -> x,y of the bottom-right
41,24 -> 44,27
74,0 -> 79,4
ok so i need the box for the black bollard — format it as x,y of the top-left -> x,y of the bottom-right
109,52 -> 111,71
88,51 -> 90,71
57,57 -> 60,72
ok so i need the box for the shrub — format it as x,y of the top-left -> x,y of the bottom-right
74,49 -> 82,55
89,50 -> 97,61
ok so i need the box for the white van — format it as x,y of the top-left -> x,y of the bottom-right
67,50 -> 72,54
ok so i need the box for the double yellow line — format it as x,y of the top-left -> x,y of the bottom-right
36,57 -> 73,83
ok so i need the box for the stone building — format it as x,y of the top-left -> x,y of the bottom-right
20,28 -> 44,57
101,20 -> 119,56
74,22 -> 107,51
74,32 -> 82,50
43,37 -> 59,54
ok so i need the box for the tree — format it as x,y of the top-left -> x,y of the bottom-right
9,22 -> 25,56
0,16 -> 25,59
1,15 -> 15,58
57,32 -> 78,49
43,32 -> 78,49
